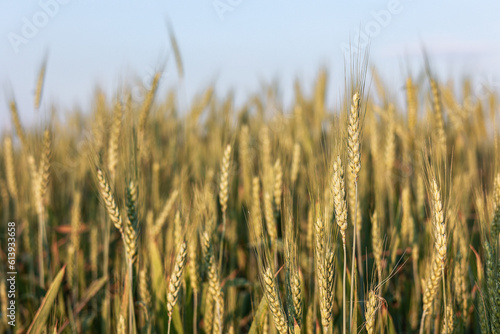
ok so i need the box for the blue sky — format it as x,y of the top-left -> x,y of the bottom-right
1,0 -> 500,130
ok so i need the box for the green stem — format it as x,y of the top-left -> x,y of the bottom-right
38,210 -> 45,288
343,243 -> 347,334
193,290 -> 198,334
442,267 -> 447,334
129,260 -> 133,334
419,311 -> 426,334
102,208 -> 110,333
218,213 -> 226,271
349,181 -> 358,330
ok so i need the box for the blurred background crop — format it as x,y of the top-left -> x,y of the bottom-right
1,0 -> 499,127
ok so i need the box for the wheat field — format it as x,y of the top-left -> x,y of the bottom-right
1,56 -> 500,334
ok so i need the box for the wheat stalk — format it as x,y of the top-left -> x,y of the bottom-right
492,173 -> 500,239
189,239 -> 200,334
239,125 -> 251,201
3,136 -> 18,205
0,279 -> 6,325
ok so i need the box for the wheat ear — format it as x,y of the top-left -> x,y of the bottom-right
264,192 -> 277,246
239,125 -> 251,201
290,143 -> 301,185
290,272 -> 302,327
406,77 -> 418,134
218,144 -> 231,268
97,168 -> 123,233
188,240 -> 200,334
9,101 -> 27,149
347,92 -> 361,330
430,79 -> 446,154
167,241 -> 187,317
138,72 -> 161,138
441,304 -> 454,334
262,267 -> 289,334
117,315 -> 126,334
34,61 -> 46,110
347,93 -> 361,180
139,268 -> 151,308
332,155 -> 347,244
273,159 -> 283,209
420,178 -> 446,332
484,241 -> 499,332
36,130 -> 51,288
3,136 -> 18,205
314,215 -> 331,332
219,144 -> 231,215
365,290 -> 379,334
108,101 -> 123,181
371,211 -> 383,282
492,173 -> 500,238
251,177 -> 263,245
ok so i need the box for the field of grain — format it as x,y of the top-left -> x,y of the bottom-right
1,56 -> 500,334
